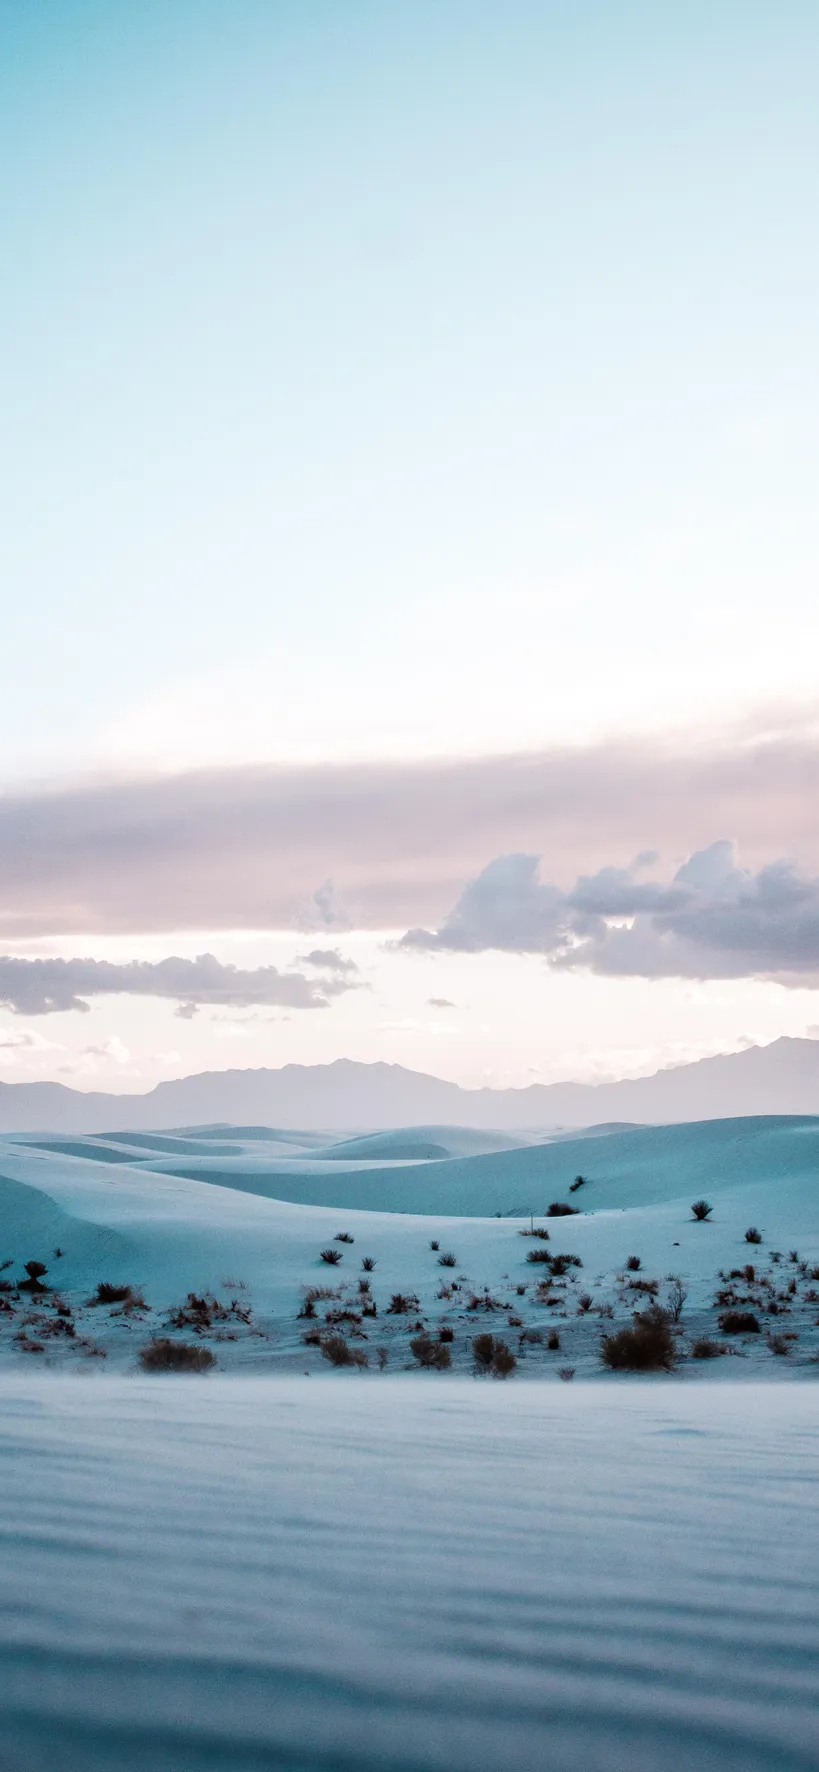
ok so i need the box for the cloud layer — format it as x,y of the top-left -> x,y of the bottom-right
400,841 -> 819,984
0,720 -> 817,935
0,954 -> 358,1017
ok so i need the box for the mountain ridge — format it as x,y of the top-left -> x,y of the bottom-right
1,1037 -> 819,1131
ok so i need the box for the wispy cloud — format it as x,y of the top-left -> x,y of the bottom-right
0,719 -> 816,935
399,841 -> 819,985
0,953 -> 359,1016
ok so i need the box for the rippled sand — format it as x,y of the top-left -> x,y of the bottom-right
0,1378 -> 817,1771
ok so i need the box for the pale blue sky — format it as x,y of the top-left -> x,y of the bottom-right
1,3 -> 818,1087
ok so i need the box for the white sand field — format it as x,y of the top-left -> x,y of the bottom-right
0,1378 -> 817,1772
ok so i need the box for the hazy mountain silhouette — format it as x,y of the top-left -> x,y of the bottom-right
1,1038 -> 819,1132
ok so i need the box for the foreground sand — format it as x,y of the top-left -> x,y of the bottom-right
0,1378 -> 816,1771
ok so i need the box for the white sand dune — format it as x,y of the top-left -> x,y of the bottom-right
0,1378 -> 816,1772
1,1118 -> 818,1375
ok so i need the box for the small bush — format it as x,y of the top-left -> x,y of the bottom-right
527,1249 -> 552,1265
601,1306 -> 676,1371
472,1332 -> 516,1377
692,1337 -> 724,1359
577,1292 -> 594,1314
334,1232 -> 354,1245
719,1310 -> 761,1334
90,1282 -> 134,1306
557,1366 -> 576,1382
437,1252 -> 457,1267
320,1334 -> 368,1369
550,1254 -> 582,1275
626,1255 -> 642,1272
767,1332 -> 792,1356
298,1296 -> 317,1318
410,1333 -> 451,1370
666,1277 -> 688,1322
19,1261 -> 48,1293
745,1226 -> 762,1244
491,1341 -> 516,1378
569,1175 -> 585,1193
139,1339 -> 215,1372
547,1330 -> 561,1350
386,1292 -> 419,1314
361,1257 -> 376,1272
438,1325 -> 454,1343
547,1202 -> 579,1217
519,1227 -> 550,1240
320,1248 -> 343,1265
429,1240 -> 440,1251
691,1200 -> 713,1221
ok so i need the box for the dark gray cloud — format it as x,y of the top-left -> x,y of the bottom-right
0,721 -> 816,935
399,841 -> 819,984
0,954 -> 358,1017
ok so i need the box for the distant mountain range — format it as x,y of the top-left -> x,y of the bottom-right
2,1038 -> 819,1132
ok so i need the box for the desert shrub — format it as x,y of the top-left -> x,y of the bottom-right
547,1202 -> 579,1217
744,1264 -> 756,1282
438,1325 -> 454,1343
466,1291 -> 501,1311
298,1296 -> 317,1318
429,1240 -> 439,1251
139,1338 -> 215,1373
597,1301 -> 614,1319
557,1366 -> 576,1381
569,1175 -> 585,1192
376,1346 -> 389,1369
320,1248 -> 343,1265
745,1226 -> 762,1244
335,1232 -> 354,1244
626,1255 -> 642,1271
437,1252 -> 457,1267
788,1250 -> 799,1263
767,1332 -> 792,1356
410,1332 -> 451,1370
302,1327 -> 322,1345
666,1278 -> 688,1322
601,1306 -> 676,1371
519,1327 -> 543,1345
472,1332 -> 516,1377
547,1330 -> 561,1350
320,1334 -> 368,1369
628,1276 -> 659,1296
386,1292 -> 419,1315
515,1284 -> 527,1295
551,1254 -> 582,1275
719,1310 -> 761,1334
324,1307 -> 363,1327
90,1282 -> 134,1306
361,1257 -> 376,1272
168,1292 -> 229,1331
491,1341 -> 516,1378
577,1292 -> 594,1314
519,1227 -> 550,1240
527,1249 -> 553,1265
358,1278 -> 371,1294
19,1261 -> 48,1294
692,1337 -> 724,1359
691,1200 -> 713,1221
472,1332 -> 497,1371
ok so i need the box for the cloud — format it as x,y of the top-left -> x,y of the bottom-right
427,997 -> 455,1008
399,841 -> 819,985
0,953 -> 360,1016
298,948 -> 360,975
0,717 -> 817,935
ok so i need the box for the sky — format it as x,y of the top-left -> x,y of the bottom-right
1,0 -> 818,1093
